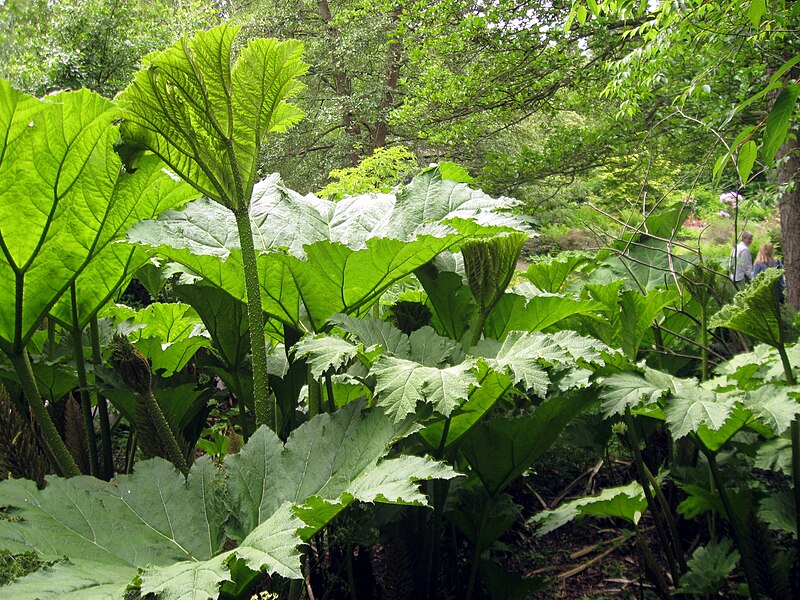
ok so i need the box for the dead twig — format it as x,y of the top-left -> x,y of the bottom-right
550,460 -> 605,509
558,536 -> 632,580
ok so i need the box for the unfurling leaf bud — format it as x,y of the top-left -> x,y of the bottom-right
110,334 -> 152,395
462,232 -> 527,314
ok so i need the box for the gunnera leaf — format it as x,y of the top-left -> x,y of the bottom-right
225,400 -> 457,539
675,538 -> 740,595
112,302 -> 211,377
524,252 -> 592,294
119,25 -> 308,211
0,80 -> 193,355
461,389 -> 598,495
530,481 -> 647,536
710,269 -> 786,349
126,167 -> 526,331
0,402 -> 455,599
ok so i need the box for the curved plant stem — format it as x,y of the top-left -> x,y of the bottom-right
652,325 -> 666,371
699,303 -> 709,381
640,460 -> 686,571
777,346 -> 800,576
792,420 -> 800,559
90,317 -> 113,480
71,286 -> 99,477
465,503 -> 490,600
466,309 -> 488,350
624,409 -> 681,584
698,441 -> 761,599
47,317 -> 56,361
233,207 -> 273,430
324,369 -> 335,412
635,525 -> 671,600
778,345 -> 796,386
125,430 -> 137,474
10,349 -> 80,477
308,367 -> 322,418
426,419 -> 453,599
345,543 -> 358,600
287,580 -> 303,600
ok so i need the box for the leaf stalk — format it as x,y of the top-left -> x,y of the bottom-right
10,349 -> 80,477
90,316 -> 113,479
233,207 -> 274,430
71,286 -> 99,477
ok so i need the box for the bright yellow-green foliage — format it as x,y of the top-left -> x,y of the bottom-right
319,145 -> 417,200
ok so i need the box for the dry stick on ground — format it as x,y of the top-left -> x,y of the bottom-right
583,459 -> 604,495
558,539 -> 629,580
525,483 -> 549,510
549,460 -> 604,509
569,535 -> 627,560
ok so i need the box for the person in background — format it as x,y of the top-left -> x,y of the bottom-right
730,231 -> 754,286
753,242 -> 785,302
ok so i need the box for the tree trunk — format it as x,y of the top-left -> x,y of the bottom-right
372,5 -> 403,151
319,0 -> 361,166
778,129 -> 800,308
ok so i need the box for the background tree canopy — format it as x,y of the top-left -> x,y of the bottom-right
1,1 -> 797,301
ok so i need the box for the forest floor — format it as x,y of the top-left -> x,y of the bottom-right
504,428 -> 662,599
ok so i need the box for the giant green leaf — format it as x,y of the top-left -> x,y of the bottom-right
385,166 -> 522,238
618,288 -> 678,358
744,384 -> 800,435
119,26 -> 308,210
524,253 -> 592,293
531,481 -> 647,536
173,283 -> 250,374
675,539 -> 740,595
460,390 -> 598,495
419,363 -> 513,450
415,259 -> 477,342
372,355 -> 477,421
710,269 -> 786,350
591,209 -> 694,292
600,370 -> 672,417
0,559 -> 140,600
0,458 -> 229,599
127,168 -> 523,331
293,334 -> 361,378
472,330 -> 610,398
48,155 -> 198,328
715,343 -> 792,385
483,292 -> 603,339
113,302 -> 211,376
0,82 -> 162,354
0,402 -> 455,598
665,386 -> 738,440
759,491 -> 796,537
580,280 -> 625,346
224,400 -> 456,539
329,315 -> 411,357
